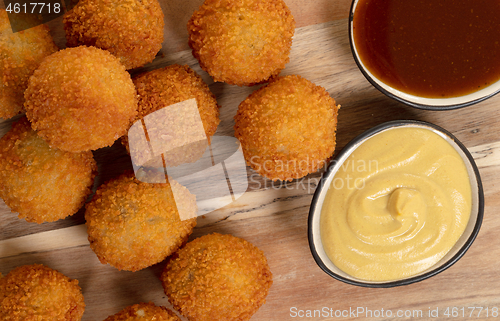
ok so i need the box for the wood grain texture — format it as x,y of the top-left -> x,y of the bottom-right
2,1 -> 500,320
2,139 -> 498,259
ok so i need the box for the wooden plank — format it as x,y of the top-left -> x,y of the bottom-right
2,161 -> 499,320
0,224 -> 88,258
469,141 -> 500,169
1,138 -> 499,259
3,18 -> 500,239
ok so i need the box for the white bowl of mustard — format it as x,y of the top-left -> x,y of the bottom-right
308,120 -> 484,287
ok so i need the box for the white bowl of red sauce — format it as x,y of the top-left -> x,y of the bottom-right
349,0 -> 500,110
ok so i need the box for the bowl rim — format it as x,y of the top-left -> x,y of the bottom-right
348,0 -> 500,110
308,119 -> 484,288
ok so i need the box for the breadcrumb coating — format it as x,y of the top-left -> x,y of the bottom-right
0,117 -> 97,223
85,172 -> 197,272
123,64 -> 220,167
131,65 -> 220,139
103,302 -> 181,321
234,75 -> 339,181
64,0 -> 164,70
0,264 -> 85,320
187,0 -> 295,86
24,46 -> 138,152
0,9 -> 58,119
161,233 -> 273,321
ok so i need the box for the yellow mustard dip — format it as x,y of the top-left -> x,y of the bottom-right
320,127 -> 472,281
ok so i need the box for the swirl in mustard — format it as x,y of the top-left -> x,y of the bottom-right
320,127 -> 471,281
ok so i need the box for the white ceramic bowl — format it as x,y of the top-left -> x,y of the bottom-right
349,0 -> 500,110
308,120 -> 484,287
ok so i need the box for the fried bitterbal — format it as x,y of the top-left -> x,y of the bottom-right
0,9 -> 58,119
85,172 -> 197,272
234,75 -> 339,181
0,117 -> 97,223
103,302 -> 181,321
188,0 -> 295,86
24,46 -> 138,152
0,264 -> 85,320
123,64 -> 220,168
64,0 -> 164,70
161,233 -> 273,321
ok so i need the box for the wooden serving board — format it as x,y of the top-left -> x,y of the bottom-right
2,0 -> 500,320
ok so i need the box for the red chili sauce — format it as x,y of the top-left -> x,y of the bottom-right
353,0 -> 500,98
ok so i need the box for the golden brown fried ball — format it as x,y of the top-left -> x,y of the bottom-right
104,302 -> 181,321
0,117 -> 97,223
0,264 -> 85,320
131,65 -> 220,139
188,0 -> 295,86
85,172 -> 197,272
234,75 -> 339,181
0,9 -> 58,119
64,0 -> 164,70
24,46 -> 138,152
123,64 -> 220,168
161,233 -> 273,321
